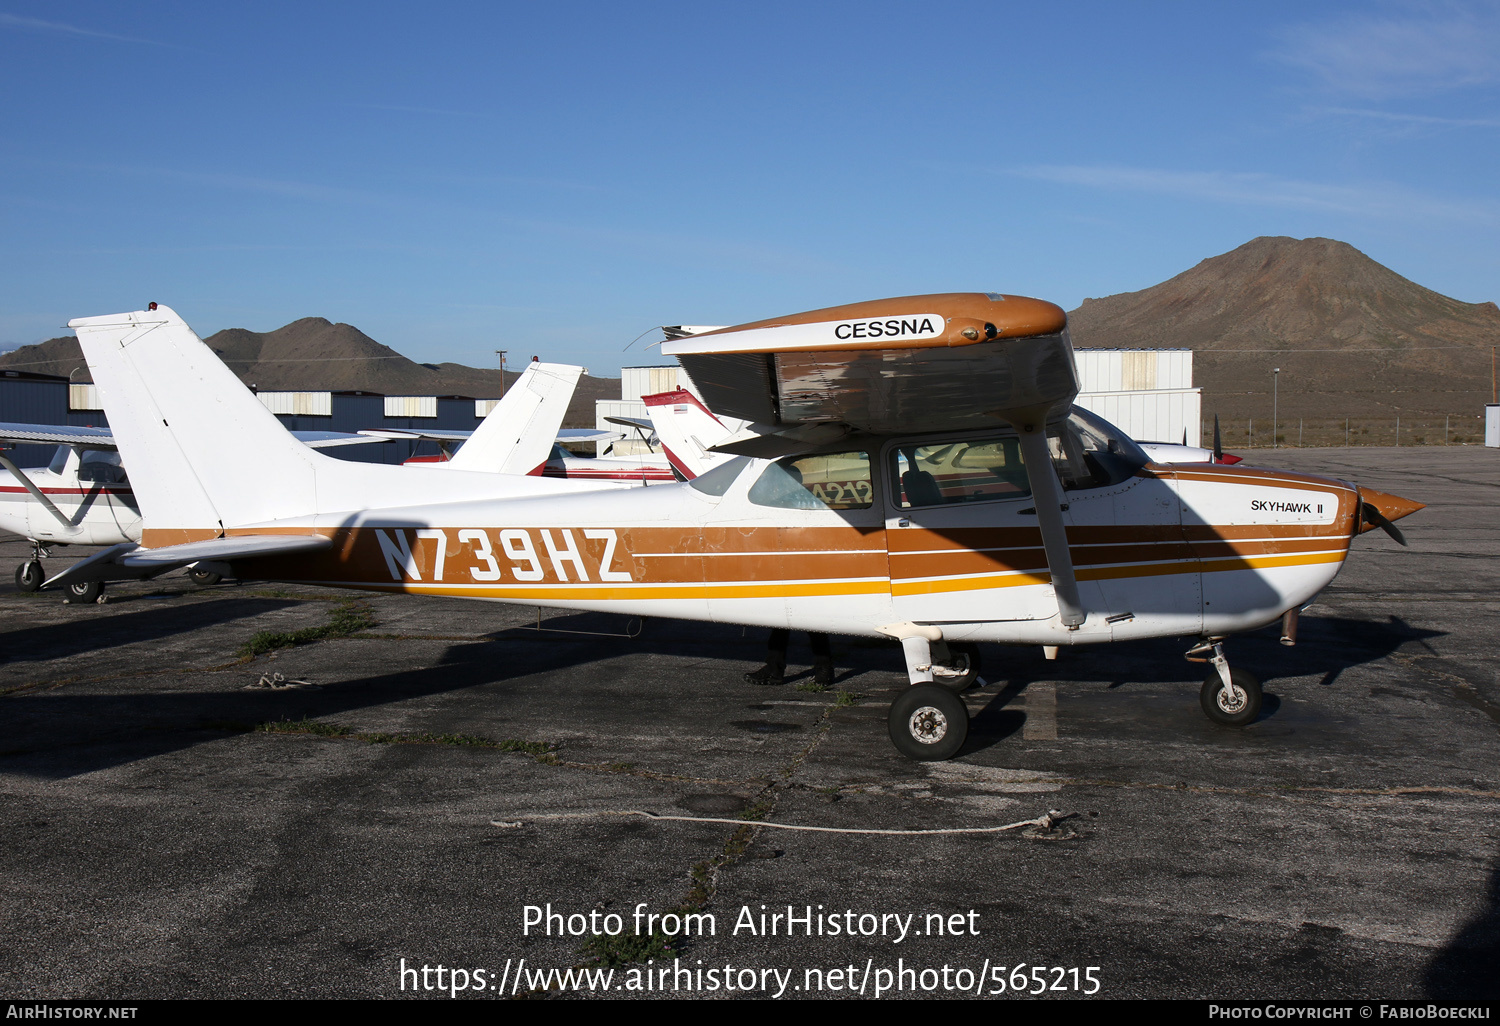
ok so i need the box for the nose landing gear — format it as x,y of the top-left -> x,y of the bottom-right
1187,639 -> 1263,726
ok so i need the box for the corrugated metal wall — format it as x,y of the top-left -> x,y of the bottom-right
1076,389 -> 1203,446
1074,350 -> 1193,392
258,391 -> 333,416
2,378 -> 505,468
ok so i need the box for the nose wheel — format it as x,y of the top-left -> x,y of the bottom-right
1189,639 -> 1262,726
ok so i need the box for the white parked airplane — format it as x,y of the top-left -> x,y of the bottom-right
59,296 -> 1421,759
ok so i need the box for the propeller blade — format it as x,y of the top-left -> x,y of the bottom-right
1361,502 -> 1408,546
1213,415 -> 1223,462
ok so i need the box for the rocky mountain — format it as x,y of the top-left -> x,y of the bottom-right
0,317 -> 618,427
1067,237 -> 1500,419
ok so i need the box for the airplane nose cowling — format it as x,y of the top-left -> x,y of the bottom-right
1356,487 -> 1425,529
1356,486 -> 1425,545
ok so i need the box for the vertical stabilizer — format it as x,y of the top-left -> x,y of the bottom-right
643,389 -> 740,479
444,362 -> 582,474
70,306 -> 319,542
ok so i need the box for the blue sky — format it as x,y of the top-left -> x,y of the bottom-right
2,1 -> 1498,375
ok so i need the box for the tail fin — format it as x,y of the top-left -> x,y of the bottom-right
642,389 -> 740,479
443,362 -> 581,474
71,306 -> 321,541
71,305 -> 606,545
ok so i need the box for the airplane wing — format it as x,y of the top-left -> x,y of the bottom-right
0,422 -> 383,452
357,428 -> 475,442
41,534 -> 334,590
359,427 -> 613,445
0,422 -> 117,449
557,429 -> 614,443
291,431 -> 391,449
660,293 -> 1075,437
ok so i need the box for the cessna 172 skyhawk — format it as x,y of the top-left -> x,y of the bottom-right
58,295 -> 1422,760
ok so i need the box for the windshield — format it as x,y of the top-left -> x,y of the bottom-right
1048,409 -> 1149,490
688,456 -> 750,496
748,452 -> 874,510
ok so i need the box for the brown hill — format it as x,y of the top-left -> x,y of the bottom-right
1067,236 -> 1500,420
0,318 -> 617,427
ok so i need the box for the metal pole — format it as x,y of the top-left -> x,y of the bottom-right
1298,418 -> 1302,446
496,350 -> 508,398
1346,417 -> 1350,447
1396,415 -> 1400,446
1272,368 -> 1280,448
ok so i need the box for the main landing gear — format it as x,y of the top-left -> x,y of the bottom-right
14,542 -> 51,593
1187,639 -> 1263,727
886,632 -> 977,761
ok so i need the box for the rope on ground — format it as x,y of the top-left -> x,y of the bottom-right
491,808 -> 1069,836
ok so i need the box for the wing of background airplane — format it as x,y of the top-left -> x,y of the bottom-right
0,421 -> 385,452
0,422 -> 117,449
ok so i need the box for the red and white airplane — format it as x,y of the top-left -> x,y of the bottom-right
58,295 -> 1421,760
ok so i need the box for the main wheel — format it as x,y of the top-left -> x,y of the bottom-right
937,642 -> 982,691
15,561 -> 42,592
1200,668 -> 1262,727
188,568 -> 222,586
65,579 -> 103,604
889,684 -> 969,761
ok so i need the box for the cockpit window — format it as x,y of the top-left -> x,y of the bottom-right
748,452 -> 873,510
891,437 -> 1032,509
689,456 -> 750,496
47,446 -> 71,475
77,450 -> 127,484
1048,409 -> 1148,490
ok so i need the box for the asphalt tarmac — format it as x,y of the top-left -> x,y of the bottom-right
1,446 -> 1496,1001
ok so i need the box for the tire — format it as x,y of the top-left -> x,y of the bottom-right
1200,668 -> 1262,727
65,579 -> 103,604
188,568 -> 222,586
889,684 -> 969,761
937,642 -> 982,691
15,561 -> 42,592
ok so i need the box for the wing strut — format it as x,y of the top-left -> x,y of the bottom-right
0,451 -> 84,534
1013,425 -> 1085,628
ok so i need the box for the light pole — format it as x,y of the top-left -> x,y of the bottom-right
1273,367 -> 1280,449
496,350 -> 508,398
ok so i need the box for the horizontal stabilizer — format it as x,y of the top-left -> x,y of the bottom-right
42,534 -> 332,589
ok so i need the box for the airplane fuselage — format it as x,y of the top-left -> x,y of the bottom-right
223,453 -> 1359,646
0,458 -> 141,546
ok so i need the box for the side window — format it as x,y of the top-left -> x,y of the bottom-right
890,437 -> 1032,509
77,450 -> 126,484
748,452 -> 873,510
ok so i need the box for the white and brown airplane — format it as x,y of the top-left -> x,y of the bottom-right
56,295 -> 1422,760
